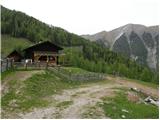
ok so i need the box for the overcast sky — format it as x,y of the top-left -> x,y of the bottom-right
1,0 -> 159,35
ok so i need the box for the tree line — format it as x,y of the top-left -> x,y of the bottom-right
62,45 -> 158,84
1,6 -> 158,84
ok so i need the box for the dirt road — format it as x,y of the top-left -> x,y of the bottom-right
1,71 -> 158,119
1,70 -> 44,96
19,76 -> 158,119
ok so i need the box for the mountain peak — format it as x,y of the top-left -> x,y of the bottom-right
81,24 -> 159,70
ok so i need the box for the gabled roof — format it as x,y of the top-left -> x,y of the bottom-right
7,50 -> 22,57
23,41 -> 63,51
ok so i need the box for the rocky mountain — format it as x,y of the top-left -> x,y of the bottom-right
82,24 -> 159,70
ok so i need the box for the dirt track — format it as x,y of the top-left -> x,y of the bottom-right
1,71 -> 159,119
19,84 -> 119,119
19,76 -> 158,119
1,70 -> 44,96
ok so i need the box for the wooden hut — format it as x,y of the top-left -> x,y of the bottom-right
6,50 -> 22,62
23,41 -> 63,64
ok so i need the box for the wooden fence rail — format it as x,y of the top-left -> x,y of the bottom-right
50,67 -> 105,81
13,62 -> 49,70
1,59 -> 13,72
1,59 -> 105,82
1,59 -> 51,72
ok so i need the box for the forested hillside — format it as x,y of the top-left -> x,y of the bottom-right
1,6 -> 158,84
1,6 -> 87,46
82,24 -> 159,71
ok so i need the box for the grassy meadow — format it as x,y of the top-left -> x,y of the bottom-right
1,35 -> 32,57
1,67 -> 159,119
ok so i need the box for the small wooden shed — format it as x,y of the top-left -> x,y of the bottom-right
23,41 -> 63,64
6,50 -> 22,62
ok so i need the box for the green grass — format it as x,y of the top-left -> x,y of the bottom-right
122,76 -> 158,89
100,92 -> 159,119
56,101 -> 73,109
24,69 -> 105,97
1,69 -> 16,81
82,106 -> 103,119
1,69 -> 89,112
1,71 -> 49,112
1,34 -> 32,57
108,74 -> 158,89
61,67 -> 158,89
62,67 -> 91,74
1,68 -> 108,113
2,67 -> 158,118
23,69 -> 96,97
23,70 -> 73,98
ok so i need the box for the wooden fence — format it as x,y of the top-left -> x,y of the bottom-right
49,67 -> 105,81
1,59 -> 105,81
14,61 -> 51,70
1,59 -> 52,72
1,59 -> 14,72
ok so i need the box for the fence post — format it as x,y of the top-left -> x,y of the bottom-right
69,70 -> 71,80
1,60 -> 3,72
38,61 -> 40,69
25,63 -> 28,70
6,59 -> 9,70
11,59 -> 13,69
46,61 -> 48,69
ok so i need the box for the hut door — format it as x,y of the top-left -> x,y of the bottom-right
38,56 -> 47,62
49,56 -> 56,63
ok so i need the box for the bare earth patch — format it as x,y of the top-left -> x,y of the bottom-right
110,76 -> 159,98
1,70 -> 44,96
127,91 -> 140,102
2,73 -> 159,119
20,84 -> 118,119
18,76 -> 158,119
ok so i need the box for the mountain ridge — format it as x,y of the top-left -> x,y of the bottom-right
81,24 -> 159,70
1,5 -> 159,84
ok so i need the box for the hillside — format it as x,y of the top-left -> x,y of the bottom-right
1,6 -> 158,84
1,68 -> 158,118
81,24 -> 159,71
1,6 -> 88,46
1,35 -> 33,58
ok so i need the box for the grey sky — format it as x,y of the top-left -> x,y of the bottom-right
1,0 -> 159,35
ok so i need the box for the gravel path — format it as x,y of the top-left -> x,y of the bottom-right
20,84 -> 118,119
1,71 -> 158,119
20,76 -> 158,119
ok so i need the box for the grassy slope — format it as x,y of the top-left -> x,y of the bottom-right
1,69 -> 16,81
100,91 -> 158,119
108,75 -> 159,89
62,67 -> 91,74
1,68 -> 94,113
123,77 -> 158,89
1,34 -> 33,58
1,68 -> 158,118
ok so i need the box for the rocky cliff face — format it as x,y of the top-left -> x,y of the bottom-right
82,24 -> 159,70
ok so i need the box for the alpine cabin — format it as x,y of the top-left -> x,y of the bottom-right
23,41 -> 63,64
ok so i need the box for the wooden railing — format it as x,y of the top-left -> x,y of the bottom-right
1,59 -> 56,72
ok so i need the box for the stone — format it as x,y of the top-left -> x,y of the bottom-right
121,115 -> 126,118
145,96 -> 159,106
122,109 -> 129,113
